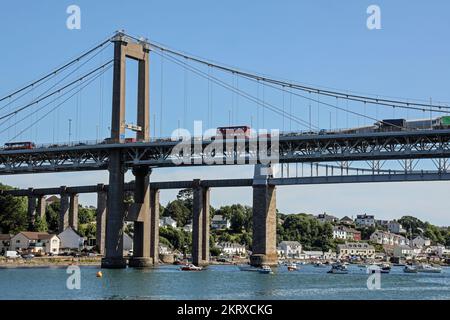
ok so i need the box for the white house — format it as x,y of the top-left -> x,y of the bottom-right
388,220 -> 406,234
425,245 -> 450,258
211,215 -> 231,230
160,216 -> 177,228
355,214 -> 375,227
316,213 -> 338,223
337,242 -> 375,259
412,236 -> 431,248
0,234 -> 12,253
278,241 -> 302,258
58,227 -> 85,250
216,242 -> 246,255
333,226 -> 347,240
370,230 -> 409,246
393,245 -> 414,258
10,232 -> 60,255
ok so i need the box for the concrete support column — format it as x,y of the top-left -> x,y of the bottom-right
250,184 -> 278,267
250,164 -> 278,267
27,188 -> 36,231
101,150 -> 127,269
37,196 -> 46,221
69,194 -> 79,230
129,166 -> 152,268
59,187 -> 70,233
192,180 -> 210,266
149,188 -> 160,264
96,184 -> 107,255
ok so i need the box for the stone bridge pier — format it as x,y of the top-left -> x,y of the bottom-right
58,186 -> 79,232
250,164 -> 278,267
96,184 -> 107,255
192,179 -> 210,267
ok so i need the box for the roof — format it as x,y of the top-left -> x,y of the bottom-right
279,241 -> 301,246
14,232 -> 59,241
337,242 -> 374,250
0,234 -> 12,241
212,215 -> 227,221
58,226 -> 84,238
340,216 -> 353,222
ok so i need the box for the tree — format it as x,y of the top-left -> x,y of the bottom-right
45,201 -> 60,232
177,188 -> 193,211
79,207 -> 96,224
0,184 -> 28,233
164,200 -> 191,227
34,215 -> 48,232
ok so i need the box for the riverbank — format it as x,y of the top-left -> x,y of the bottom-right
0,256 -> 101,268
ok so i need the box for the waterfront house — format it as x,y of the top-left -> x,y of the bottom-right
337,242 -> 375,259
58,227 -> 85,250
10,232 -> 60,255
216,242 -> 246,256
278,241 -> 302,258
302,251 -> 325,260
388,220 -> 406,234
370,230 -> 409,246
159,216 -> 177,228
211,215 -> 231,230
393,245 -> 414,259
316,213 -> 338,224
0,234 -> 12,253
355,214 -> 376,227
411,236 -> 431,248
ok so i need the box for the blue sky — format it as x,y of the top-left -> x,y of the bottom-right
1,1 -> 450,225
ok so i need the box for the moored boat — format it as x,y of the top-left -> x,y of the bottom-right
258,265 -> 273,274
416,263 -> 442,273
287,263 -> 298,271
327,263 -> 348,274
314,262 -> 326,268
403,265 -> 418,273
180,264 -> 203,271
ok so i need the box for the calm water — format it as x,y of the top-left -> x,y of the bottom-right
0,264 -> 449,300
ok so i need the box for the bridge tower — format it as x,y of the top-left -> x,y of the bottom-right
101,31 -> 154,268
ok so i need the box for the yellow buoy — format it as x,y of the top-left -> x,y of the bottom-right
96,271 -> 103,278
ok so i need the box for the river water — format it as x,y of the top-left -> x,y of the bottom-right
0,264 -> 449,300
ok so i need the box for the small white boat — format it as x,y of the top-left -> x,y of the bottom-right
287,263 -> 298,271
180,264 -> 203,271
403,265 -> 418,273
327,263 -> 348,274
416,264 -> 442,273
259,265 -> 273,274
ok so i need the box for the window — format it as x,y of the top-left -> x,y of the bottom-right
16,240 -> 20,243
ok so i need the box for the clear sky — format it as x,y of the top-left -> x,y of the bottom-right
1,1 -> 450,225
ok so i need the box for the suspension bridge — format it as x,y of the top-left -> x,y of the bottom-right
1,31 -> 450,268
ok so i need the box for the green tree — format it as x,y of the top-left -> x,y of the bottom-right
164,200 -> 191,227
0,184 -> 28,233
34,215 -> 48,232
